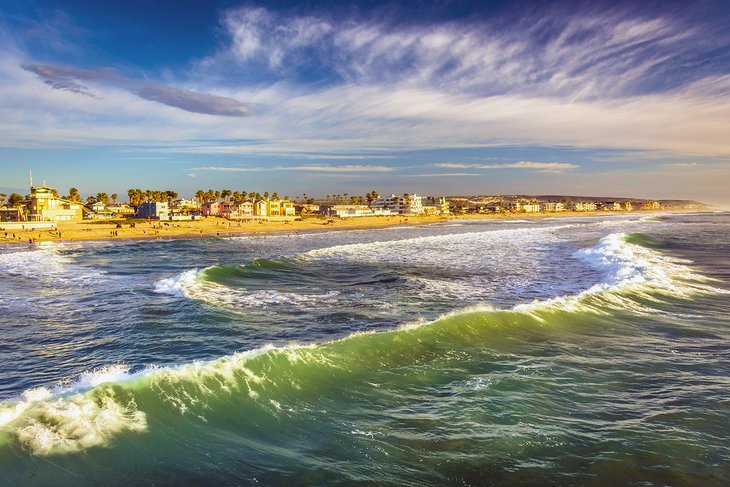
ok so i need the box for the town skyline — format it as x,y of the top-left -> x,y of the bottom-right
1,1 -> 729,206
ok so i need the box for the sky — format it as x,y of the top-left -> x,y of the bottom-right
0,0 -> 729,205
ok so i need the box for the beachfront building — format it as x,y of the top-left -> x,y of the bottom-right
571,201 -> 597,212
320,205 -> 373,217
543,202 -> 565,212
281,201 -> 296,217
623,201 -> 633,211
421,197 -> 450,215
201,201 -> 223,216
0,207 -> 23,222
642,201 -> 661,210
266,200 -> 281,217
604,201 -> 622,211
402,194 -> 424,214
254,200 -> 268,217
514,201 -> 542,213
107,204 -> 135,216
296,204 -> 320,214
237,201 -> 254,217
371,194 -> 400,213
88,201 -> 113,220
136,201 -> 169,219
371,194 -> 424,214
172,198 -> 200,212
27,185 -> 83,222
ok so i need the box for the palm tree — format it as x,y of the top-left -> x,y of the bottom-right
69,187 -> 81,202
271,192 -> 279,201
221,189 -> 232,201
96,192 -> 110,206
195,190 -> 204,203
263,191 -> 270,200
0,193 -> 6,206
111,193 -> 118,204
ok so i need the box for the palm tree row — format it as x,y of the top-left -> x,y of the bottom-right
193,189 -> 294,204
1,185 -> 384,209
127,189 -> 179,207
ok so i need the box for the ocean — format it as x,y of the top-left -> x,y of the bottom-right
0,212 -> 728,486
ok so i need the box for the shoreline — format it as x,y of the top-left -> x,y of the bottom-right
0,209 -> 695,247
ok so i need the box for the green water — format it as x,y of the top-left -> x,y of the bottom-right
1,215 -> 729,485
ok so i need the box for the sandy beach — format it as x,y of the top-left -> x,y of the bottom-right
0,210 -> 669,246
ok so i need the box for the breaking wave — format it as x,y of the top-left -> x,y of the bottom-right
1,232 -> 725,456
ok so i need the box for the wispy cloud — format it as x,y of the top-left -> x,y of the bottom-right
403,173 -> 480,177
212,4 -> 729,100
191,164 -> 394,173
22,64 -> 253,117
665,162 -> 700,168
436,161 -> 579,173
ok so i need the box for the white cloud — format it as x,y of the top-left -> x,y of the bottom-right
436,161 -> 579,173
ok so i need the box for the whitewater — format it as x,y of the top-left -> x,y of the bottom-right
1,212 -> 729,485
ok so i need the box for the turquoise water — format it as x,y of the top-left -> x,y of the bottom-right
0,213 -> 728,485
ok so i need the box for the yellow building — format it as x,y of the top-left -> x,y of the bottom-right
266,199 -> 281,216
28,185 -> 83,222
280,201 -> 296,217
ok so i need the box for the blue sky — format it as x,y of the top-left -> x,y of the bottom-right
1,0 -> 729,204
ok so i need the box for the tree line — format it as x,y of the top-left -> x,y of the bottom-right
1,186 -> 384,209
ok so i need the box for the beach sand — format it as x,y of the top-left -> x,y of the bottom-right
0,211 -> 661,245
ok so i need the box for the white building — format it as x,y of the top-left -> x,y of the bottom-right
514,201 -> 542,213
321,205 -> 373,217
371,194 -> 424,214
543,202 -> 565,212
571,201 -> 597,211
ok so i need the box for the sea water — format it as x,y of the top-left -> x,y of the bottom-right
0,212 -> 728,485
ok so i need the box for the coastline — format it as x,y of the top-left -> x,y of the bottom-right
0,210 -> 683,246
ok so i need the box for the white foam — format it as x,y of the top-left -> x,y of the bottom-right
0,244 -> 103,286
153,269 -> 199,297
0,364 -> 149,455
513,232 -> 727,317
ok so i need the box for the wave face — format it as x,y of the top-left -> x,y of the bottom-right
1,213 -> 730,485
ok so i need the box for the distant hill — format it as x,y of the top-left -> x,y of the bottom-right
444,194 -> 709,209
